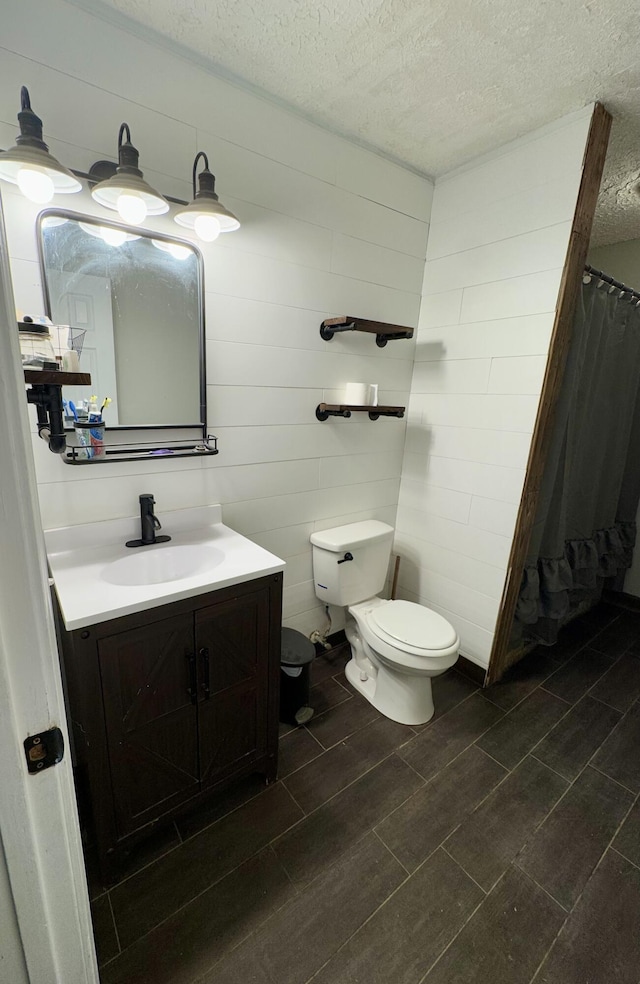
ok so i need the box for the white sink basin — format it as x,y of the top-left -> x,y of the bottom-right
45,504 -> 285,630
101,544 -> 225,586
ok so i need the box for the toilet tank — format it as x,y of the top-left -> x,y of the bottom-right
310,520 -> 394,606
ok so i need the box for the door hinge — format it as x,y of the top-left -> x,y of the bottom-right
24,727 -> 65,774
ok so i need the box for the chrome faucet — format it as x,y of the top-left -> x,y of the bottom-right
126,493 -> 172,548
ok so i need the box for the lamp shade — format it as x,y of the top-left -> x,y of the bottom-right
91,123 -> 168,223
0,87 -> 81,199
174,152 -> 240,238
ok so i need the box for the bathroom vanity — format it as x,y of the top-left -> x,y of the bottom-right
47,506 -> 284,880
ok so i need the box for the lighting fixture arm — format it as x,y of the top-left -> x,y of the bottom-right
193,151 -> 213,197
174,151 -> 240,235
0,86 -> 82,198
90,120 -> 169,221
116,123 -> 139,173
17,87 -> 46,149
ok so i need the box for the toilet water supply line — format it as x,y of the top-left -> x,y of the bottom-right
307,555 -> 402,647
309,605 -> 332,649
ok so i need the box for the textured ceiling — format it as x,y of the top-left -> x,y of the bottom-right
78,0 -> 640,246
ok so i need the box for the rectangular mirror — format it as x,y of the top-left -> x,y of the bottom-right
38,210 -> 205,433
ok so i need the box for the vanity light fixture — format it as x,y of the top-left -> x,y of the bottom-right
174,151 -> 240,242
152,239 -> 192,261
91,123 -> 169,225
0,87 -> 82,203
78,222 -> 140,247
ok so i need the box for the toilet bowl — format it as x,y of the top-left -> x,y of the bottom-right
310,520 -> 459,725
345,597 -> 459,725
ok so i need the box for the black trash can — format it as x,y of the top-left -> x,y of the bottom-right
280,627 -> 315,726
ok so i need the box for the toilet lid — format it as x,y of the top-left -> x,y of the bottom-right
371,601 -> 457,652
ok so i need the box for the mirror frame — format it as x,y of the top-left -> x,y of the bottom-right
36,208 -> 207,437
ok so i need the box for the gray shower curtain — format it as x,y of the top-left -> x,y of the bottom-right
515,273 -> 640,645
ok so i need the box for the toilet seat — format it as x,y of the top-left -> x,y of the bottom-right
349,598 -> 459,673
371,600 -> 457,653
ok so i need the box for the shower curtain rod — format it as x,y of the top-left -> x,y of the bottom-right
584,264 -> 640,302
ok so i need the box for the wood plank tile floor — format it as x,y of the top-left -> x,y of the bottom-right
90,603 -> 640,983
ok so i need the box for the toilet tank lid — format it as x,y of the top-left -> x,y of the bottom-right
310,520 -> 394,552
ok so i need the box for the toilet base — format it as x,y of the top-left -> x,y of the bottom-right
345,656 -> 435,726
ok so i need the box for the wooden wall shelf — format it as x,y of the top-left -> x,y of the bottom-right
316,403 -> 405,421
24,369 -> 92,385
319,316 -> 414,347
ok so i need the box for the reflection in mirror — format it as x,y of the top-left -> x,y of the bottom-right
38,211 -> 205,430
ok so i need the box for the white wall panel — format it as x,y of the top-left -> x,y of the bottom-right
460,268 -> 564,324
397,569 -> 501,633
415,394 -> 540,432
429,110 -> 592,224
398,479 -> 472,525
414,314 -> 553,362
427,173 -> 587,262
319,450 -> 405,488
335,142 -> 433,219
417,288 -> 463,329
393,531 -> 508,599
488,355 -> 548,395
331,234 -> 426,293
396,109 -> 591,667
411,358 -> 491,394
2,0 -> 432,634
404,425 -> 532,469
420,456 -> 526,504
423,222 -> 573,295
207,386 -> 322,428
469,496 -> 520,539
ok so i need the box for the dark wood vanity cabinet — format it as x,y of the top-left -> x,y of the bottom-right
56,573 -> 282,880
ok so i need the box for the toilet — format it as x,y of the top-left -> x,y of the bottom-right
310,520 -> 459,725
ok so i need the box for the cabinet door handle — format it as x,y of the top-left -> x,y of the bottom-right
186,652 -> 197,705
200,647 -> 210,700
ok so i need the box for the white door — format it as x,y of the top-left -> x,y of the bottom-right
0,196 -> 98,982
48,271 -> 120,424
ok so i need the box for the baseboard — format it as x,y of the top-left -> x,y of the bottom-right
457,654 -> 487,686
316,629 -> 347,657
603,589 -> 640,613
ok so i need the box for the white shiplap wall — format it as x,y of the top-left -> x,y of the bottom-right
395,109 -> 594,668
1,0 -> 432,637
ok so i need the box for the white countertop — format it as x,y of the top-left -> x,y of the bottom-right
46,505 -> 286,631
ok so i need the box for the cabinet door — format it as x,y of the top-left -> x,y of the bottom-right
98,614 -> 199,837
196,586 -> 270,788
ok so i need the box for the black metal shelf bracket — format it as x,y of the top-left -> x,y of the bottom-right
26,382 -> 66,454
320,321 -> 357,341
316,405 -> 351,420
316,404 -> 404,422
375,332 -> 413,348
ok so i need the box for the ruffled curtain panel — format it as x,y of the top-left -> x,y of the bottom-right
514,275 -> 640,646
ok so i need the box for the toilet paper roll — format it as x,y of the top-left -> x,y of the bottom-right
344,382 -> 369,405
